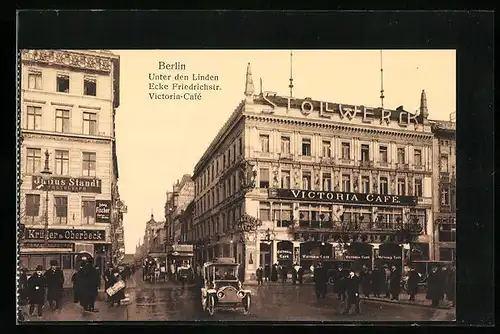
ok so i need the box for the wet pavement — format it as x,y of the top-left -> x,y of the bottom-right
20,272 -> 455,322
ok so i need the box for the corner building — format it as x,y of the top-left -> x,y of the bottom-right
189,64 -> 435,281
19,50 -> 122,281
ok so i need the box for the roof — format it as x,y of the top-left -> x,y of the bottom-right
203,257 -> 238,268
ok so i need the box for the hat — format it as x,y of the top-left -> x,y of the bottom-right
36,265 -> 43,271
50,260 -> 58,266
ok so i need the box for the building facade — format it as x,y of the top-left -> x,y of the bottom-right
143,214 -> 167,261
430,118 -> 456,262
186,64 -> 435,281
18,50 -> 124,275
165,175 -> 195,244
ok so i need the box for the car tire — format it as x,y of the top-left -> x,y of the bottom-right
243,295 -> 251,315
206,295 -> 215,316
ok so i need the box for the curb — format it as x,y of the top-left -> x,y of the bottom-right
360,296 -> 454,310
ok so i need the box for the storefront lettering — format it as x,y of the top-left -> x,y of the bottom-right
270,189 -> 417,206
376,255 -> 402,260
24,228 -> 106,242
345,255 -> 371,260
32,176 -> 102,193
301,254 -> 331,260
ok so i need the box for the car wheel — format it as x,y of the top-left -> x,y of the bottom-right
206,295 -> 215,316
328,277 -> 335,285
243,295 -> 251,315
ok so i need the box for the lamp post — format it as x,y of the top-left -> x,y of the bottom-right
40,150 -> 52,247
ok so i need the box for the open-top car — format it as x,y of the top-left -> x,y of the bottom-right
201,257 -> 251,316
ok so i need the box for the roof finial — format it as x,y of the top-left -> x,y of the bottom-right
380,50 -> 385,108
420,89 -> 429,120
259,77 -> 263,95
289,51 -> 294,97
244,62 -> 254,97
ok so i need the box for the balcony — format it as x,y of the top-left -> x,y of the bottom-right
291,221 -> 424,234
397,163 -> 409,170
359,160 -> 374,168
413,164 -> 425,171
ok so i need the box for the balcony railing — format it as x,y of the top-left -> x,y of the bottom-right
397,163 -> 409,170
292,221 -> 423,233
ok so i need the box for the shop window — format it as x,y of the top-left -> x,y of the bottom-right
46,255 -> 62,268
29,255 -> 45,271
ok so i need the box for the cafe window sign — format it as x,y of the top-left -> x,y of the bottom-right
23,227 -> 106,242
32,176 -> 102,193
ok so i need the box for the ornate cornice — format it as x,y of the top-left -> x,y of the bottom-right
22,131 -> 112,145
21,50 -> 112,73
245,115 -> 434,143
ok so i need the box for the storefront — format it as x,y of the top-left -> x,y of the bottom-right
166,244 -> 194,268
299,241 -> 333,270
276,241 -> 294,269
345,242 -> 374,271
374,243 -> 403,273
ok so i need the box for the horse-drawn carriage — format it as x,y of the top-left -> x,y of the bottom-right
142,257 -> 159,283
200,257 -> 252,316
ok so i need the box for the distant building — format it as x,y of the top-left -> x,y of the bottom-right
143,214 -> 167,263
430,118 -> 456,262
19,50 -> 126,274
164,175 -> 195,244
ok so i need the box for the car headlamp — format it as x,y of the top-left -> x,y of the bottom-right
237,291 -> 245,298
217,291 -> 225,299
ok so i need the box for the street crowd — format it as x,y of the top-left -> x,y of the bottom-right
18,256 -> 135,319
254,262 -> 456,315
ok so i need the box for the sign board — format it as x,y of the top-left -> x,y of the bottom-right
277,249 -> 293,260
268,189 -> 417,206
95,200 -> 111,223
32,175 -> 102,193
167,244 -> 194,253
106,280 -> 125,297
22,242 -> 74,250
24,227 -> 106,242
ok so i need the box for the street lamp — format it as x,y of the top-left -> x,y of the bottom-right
40,150 -> 52,247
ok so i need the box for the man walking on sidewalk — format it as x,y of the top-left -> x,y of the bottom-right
27,265 -> 46,317
407,266 -> 420,301
342,270 -> 361,315
389,265 -> 401,301
44,260 -> 64,311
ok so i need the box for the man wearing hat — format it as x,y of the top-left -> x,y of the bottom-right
27,265 -> 47,317
45,260 -> 65,311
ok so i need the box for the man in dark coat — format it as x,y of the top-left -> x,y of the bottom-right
78,258 -> 100,312
44,260 -> 64,311
406,266 -> 421,301
72,263 -> 84,303
389,265 -> 401,300
271,264 -> 278,282
297,266 -> 304,284
426,266 -> 444,307
342,270 -> 361,315
103,266 -> 114,304
256,266 -> 263,285
280,265 -> 287,283
371,267 -> 382,297
333,265 -> 346,300
291,264 -> 298,284
19,268 -> 29,306
446,265 -> 456,306
314,262 -> 328,299
27,265 -> 46,317
107,268 -> 126,307
264,264 -> 270,282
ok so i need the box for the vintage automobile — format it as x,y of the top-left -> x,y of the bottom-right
200,257 -> 251,316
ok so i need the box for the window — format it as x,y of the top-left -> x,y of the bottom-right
62,255 -> 72,270
302,138 -> 311,156
342,174 -> 351,192
440,155 -> 449,173
322,173 -> 332,191
397,148 -> 406,164
439,221 -> 456,243
281,170 -> 291,189
55,109 -> 70,133
302,171 -> 312,190
56,74 -> 70,93
361,176 -> 370,193
259,134 -> 269,152
341,142 -> 350,160
361,144 -> 370,162
83,112 -> 97,135
414,149 -> 422,166
53,196 -> 68,224
82,198 -> 96,224
259,202 -> 270,221
397,178 -> 406,196
259,168 -> 269,188
281,136 -> 290,154
441,187 -> 449,205
84,77 -> 97,96
26,106 -> 42,130
25,194 -> 40,222
322,141 -> 331,158
379,146 -> 388,163
26,148 -> 41,174
82,152 -> 96,177
239,137 -> 243,156
228,148 -> 231,164
380,177 -> 388,194
439,248 -> 455,262
414,178 -> 423,197
54,150 -> 69,175
28,71 -> 42,89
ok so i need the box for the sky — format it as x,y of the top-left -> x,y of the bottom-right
112,50 -> 456,254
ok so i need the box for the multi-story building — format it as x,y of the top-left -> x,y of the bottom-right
186,63 -> 435,281
165,175 -> 195,244
18,50 -> 123,278
142,214 -> 167,262
430,117 -> 456,262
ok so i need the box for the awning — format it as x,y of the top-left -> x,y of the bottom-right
21,248 -> 73,253
148,252 -> 167,258
167,252 -> 194,257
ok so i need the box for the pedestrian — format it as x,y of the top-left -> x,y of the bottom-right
362,269 -> 372,298
389,265 -> 401,300
371,267 -> 381,297
440,266 -> 450,303
19,268 -> 29,306
271,263 -> 278,282
256,266 -> 263,285
72,263 -> 84,303
292,264 -> 298,284
297,265 -> 304,285
103,265 -> 114,304
314,262 -> 328,299
280,265 -> 287,283
108,268 -> 126,307
342,270 -> 361,315
426,266 -> 443,307
407,266 -> 420,301
383,265 -> 391,298
27,265 -> 46,317
78,257 -> 100,312
446,265 -> 456,307
44,260 -> 64,311
333,265 -> 346,300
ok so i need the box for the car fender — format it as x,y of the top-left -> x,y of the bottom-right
206,289 -> 217,294
241,289 -> 252,295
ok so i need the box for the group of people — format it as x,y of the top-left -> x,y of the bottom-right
19,260 -> 64,317
255,263 -> 296,284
